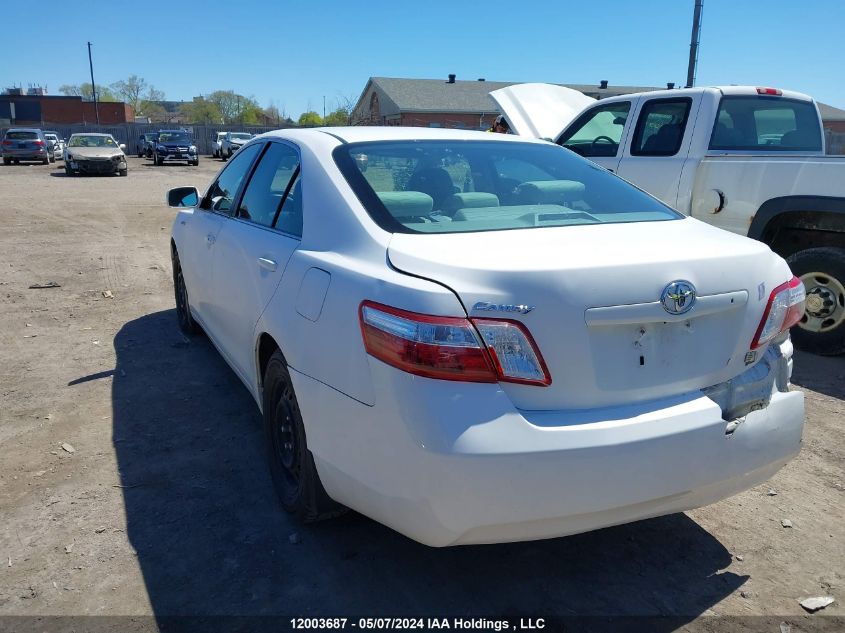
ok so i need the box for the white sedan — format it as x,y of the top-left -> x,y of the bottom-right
167,127 -> 805,546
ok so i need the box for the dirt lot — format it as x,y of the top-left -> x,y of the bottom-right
0,155 -> 843,630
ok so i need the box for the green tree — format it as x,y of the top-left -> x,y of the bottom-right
236,96 -> 263,124
297,111 -> 323,127
59,83 -> 117,102
139,100 -> 167,122
180,98 -> 223,124
323,107 -> 350,126
110,75 -> 148,112
206,90 -> 240,123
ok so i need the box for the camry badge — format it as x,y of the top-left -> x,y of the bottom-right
472,302 -> 535,315
660,281 -> 696,315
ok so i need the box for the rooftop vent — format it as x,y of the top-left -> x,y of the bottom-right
447,74 -> 456,84
599,80 -> 609,89
667,82 -> 675,89
477,78 -> 485,82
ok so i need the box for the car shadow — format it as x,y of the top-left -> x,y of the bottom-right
109,310 -> 744,626
790,349 -> 845,400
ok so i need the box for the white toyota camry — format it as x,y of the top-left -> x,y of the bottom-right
167,127 -> 806,546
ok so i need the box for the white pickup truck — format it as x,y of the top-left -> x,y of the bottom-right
492,84 -> 845,355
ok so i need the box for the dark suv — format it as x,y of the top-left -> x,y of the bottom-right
152,130 -> 199,166
2,128 -> 50,165
136,132 -> 159,158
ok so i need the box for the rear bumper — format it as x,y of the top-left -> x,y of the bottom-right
291,354 -> 804,547
3,148 -> 47,159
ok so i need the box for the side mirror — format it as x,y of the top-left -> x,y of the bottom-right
119,143 -> 126,151
167,186 -> 199,208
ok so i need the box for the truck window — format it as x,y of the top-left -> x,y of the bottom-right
631,98 -> 692,157
558,102 -> 631,158
709,96 -> 822,151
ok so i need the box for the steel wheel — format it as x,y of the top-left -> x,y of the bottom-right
799,271 -> 845,334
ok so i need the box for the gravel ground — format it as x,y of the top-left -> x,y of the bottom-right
0,155 -> 842,630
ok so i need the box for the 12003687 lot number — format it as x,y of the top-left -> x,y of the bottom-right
291,618 -> 432,629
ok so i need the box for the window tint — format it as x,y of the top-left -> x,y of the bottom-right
276,171 -> 303,237
335,140 -> 679,235
204,143 -> 262,215
237,142 -> 300,229
709,96 -> 822,151
558,102 -> 631,157
631,98 -> 691,156
6,131 -> 38,140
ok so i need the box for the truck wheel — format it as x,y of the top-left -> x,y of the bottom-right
786,247 -> 845,356
263,350 -> 345,522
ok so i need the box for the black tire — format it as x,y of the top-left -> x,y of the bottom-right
42,157 -> 49,165
786,247 -> 845,356
155,153 -> 163,166
65,166 -> 73,176
119,168 -> 128,177
171,249 -> 198,336
137,148 -> 143,158
191,158 -> 199,166
220,151 -> 228,162
263,350 -> 345,522
2,157 -> 10,165
49,154 -> 55,164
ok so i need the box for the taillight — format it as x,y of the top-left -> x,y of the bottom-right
359,301 -> 551,386
2,140 -> 13,145
756,87 -> 783,96
751,276 -> 806,350
34,140 -> 45,146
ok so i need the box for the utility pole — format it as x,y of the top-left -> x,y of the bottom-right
323,96 -> 326,121
87,41 -> 100,125
685,0 -> 703,88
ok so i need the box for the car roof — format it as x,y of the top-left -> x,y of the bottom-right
69,132 -> 113,137
256,126 -> 549,147
5,128 -> 42,133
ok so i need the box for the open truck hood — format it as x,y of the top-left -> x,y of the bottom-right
489,83 -> 595,140
388,219 -> 792,411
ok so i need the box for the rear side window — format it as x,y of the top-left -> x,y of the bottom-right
709,96 -> 822,151
237,142 -> 301,232
631,98 -> 692,156
334,140 -> 680,235
5,131 -> 38,140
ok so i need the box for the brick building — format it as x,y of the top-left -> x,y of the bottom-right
0,94 -> 134,126
818,102 -> 845,134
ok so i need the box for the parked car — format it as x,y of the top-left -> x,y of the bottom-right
44,131 -> 65,162
136,132 -> 159,158
64,133 -> 128,176
166,127 -> 805,546
153,130 -> 198,166
211,131 -> 228,158
2,128 -> 50,165
492,83 -> 845,356
220,132 -> 253,160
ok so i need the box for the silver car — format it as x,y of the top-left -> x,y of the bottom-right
64,133 -> 128,177
44,133 -> 64,162
2,128 -> 50,165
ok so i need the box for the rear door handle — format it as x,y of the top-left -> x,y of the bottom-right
258,257 -> 277,272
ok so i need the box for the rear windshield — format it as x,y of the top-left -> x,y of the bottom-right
709,96 -> 822,152
5,131 -> 38,140
334,140 -> 679,234
69,135 -> 117,148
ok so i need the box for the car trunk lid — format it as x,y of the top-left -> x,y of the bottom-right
387,219 -> 786,410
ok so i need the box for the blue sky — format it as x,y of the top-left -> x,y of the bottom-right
4,0 -> 843,116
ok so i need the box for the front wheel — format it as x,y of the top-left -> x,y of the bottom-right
119,168 -> 128,177
787,247 -> 845,356
263,350 -> 345,522
171,249 -> 198,336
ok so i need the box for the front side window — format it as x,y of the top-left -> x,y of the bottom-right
631,98 -> 692,156
335,140 -> 679,235
203,143 -> 262,215
709,96 -> 822,151
237,142 -> 301,231
558,102 -> 631,157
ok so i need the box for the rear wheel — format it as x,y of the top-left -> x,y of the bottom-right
42,156 -> 49,165
787,247 -> 845,356
263,350 -> 345,522
2,157 -> 10,165
65,165 -> 73,176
